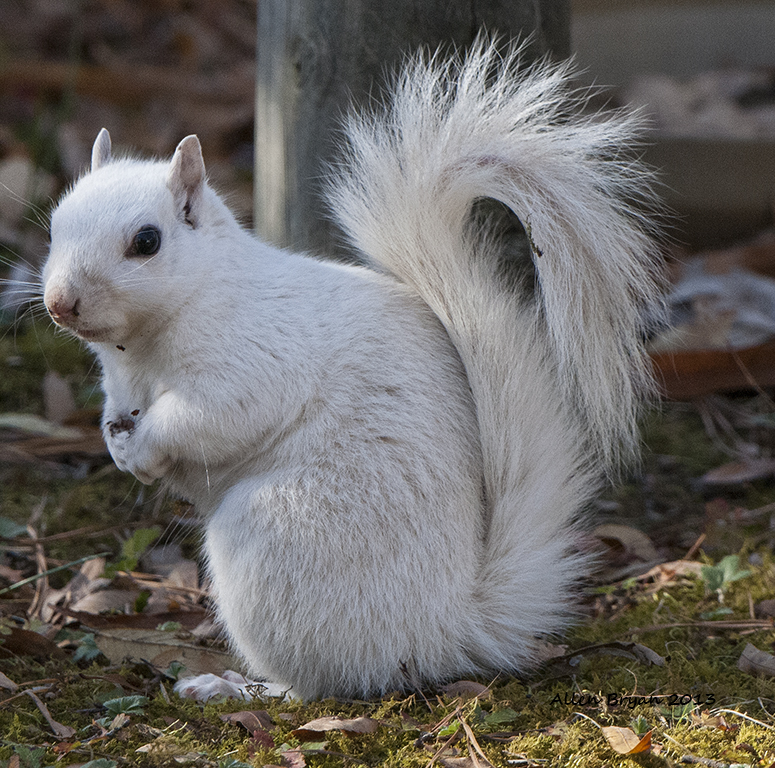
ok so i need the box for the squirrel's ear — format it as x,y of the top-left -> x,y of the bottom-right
167,135 -> 205,228
91,128 -> 112,171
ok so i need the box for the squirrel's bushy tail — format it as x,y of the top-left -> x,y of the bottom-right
327,39 -> 662,670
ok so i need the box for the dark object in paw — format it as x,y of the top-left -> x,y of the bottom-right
107,416 -> 136,436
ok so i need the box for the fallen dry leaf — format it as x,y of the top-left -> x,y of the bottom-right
637,560 -> 705,582
755,599 -> 775,618
220,709 -> 274,732
593,524 -> 659,564
701,458 -> 775,486
292,715 -> 379,741
0,626 -> 66,660
93,627 -> 239,675
441,680 -> 492,700
737,642 -> 775,677
279,747 -> 308,768
691,709 -> 738,732
601,725 -> 652,755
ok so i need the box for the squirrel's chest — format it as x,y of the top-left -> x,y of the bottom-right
99,352 -> 173,412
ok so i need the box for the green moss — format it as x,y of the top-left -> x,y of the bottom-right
2,320 -> 775,767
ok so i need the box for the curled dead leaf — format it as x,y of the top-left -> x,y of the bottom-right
691,709 -> 738,732
593,524 -> 659,563
601,725 -> 652,755
220,709 -> 274,732
737,642 -> 775,677
0,627 -> 66,661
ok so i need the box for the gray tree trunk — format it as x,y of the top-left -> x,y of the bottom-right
255,0 -> 570,254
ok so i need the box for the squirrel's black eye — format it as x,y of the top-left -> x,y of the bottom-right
130,226 -> 161,257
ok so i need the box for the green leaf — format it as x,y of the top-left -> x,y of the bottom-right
0,516 -> 28,538
72,632 -> 103,663
438,720 -> 460,738
103,694 -> 148,716
700,554 -> 752,595
630,715 -> 650,737
165,660 -> 187,679
157,621 -> 183,632
484,707 -> 519,726
699,607 -> 734,620
717,554 -> 752,584
106,527 -> 160,574
10,746 -> 45,768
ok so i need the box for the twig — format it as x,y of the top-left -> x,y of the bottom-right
680,756 -> 747,768
683,533 -> 706,561
26,499 -> 48,619
461,718 -> 495,768
730,349 -> 775,408
0,552 -> 111,595
424,730 -> 461,768
624,619 -> 773,635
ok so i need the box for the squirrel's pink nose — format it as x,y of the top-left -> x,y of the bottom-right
45,294 -> 80,325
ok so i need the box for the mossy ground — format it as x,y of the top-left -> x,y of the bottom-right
1,321 -> 774,768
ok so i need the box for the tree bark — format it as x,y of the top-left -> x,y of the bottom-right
255,0 -> 570,254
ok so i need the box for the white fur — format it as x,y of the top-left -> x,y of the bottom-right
42,40 -> 661,700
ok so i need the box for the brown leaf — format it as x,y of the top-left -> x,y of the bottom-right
738,642 -> 775,677
221,709 -> 274,732
249,729 -> 275,750
292,716 -> 379,741
278,747 -> 307,768
593,524 -> 659,564
564,640 -> 665,667
441,680 -> 492,700
93,627 -> 239,674
65,607 -> 206,629
0,626 -> 66,660
638,560 -> 705,583
601,726 -> 652,755
701,458 -> 775,486
691,709 -> 738,732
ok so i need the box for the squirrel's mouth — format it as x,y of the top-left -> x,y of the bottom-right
72,326 -> 111,342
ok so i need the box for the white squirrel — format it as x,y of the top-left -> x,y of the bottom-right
42,40 -> 661,700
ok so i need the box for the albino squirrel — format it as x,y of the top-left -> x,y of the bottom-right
42,40 -> 661,700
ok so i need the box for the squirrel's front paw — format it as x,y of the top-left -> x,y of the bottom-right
104,415 -> 171,484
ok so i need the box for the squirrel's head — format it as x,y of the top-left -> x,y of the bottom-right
43,129 -> 218,345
